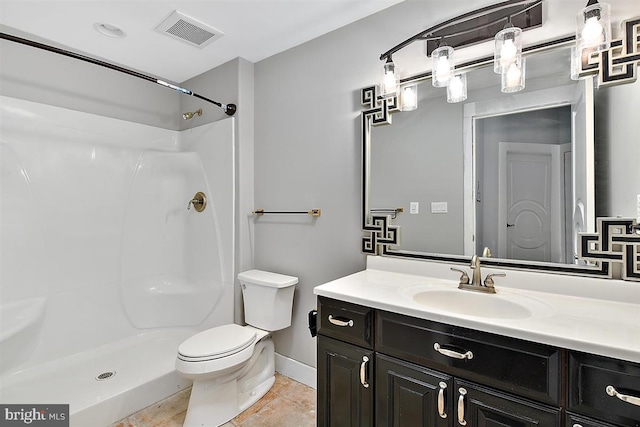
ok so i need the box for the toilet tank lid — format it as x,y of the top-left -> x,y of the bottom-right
238,270 -> 298,288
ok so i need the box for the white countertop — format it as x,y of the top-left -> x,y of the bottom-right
314,256 -> 640,363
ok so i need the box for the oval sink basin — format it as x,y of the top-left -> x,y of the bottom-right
410,289 -> 545,320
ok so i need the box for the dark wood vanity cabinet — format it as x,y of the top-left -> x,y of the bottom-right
318,336 -> 374,426
375,309 -> 562,426
317,296 -> 639,427
568,352 -> 640,427
317,297 -> 374,426
375,354 -> 452,426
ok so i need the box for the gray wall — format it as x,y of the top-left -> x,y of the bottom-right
251,0 -> 487,369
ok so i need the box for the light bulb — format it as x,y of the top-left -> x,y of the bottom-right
435,56 -> 452,84
500,39 -> 518,67
447,73 -> 467,103
506,63 -> 522,87
581,16 -> 604,46
381,59 -> 398,97
401,85 -> 418,111
383,70 -> 396,94
449,76 -> 463,97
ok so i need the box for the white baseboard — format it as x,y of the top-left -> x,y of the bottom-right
274,353 -> 316,389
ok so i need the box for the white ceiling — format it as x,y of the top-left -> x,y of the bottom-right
0,0 -> 404,83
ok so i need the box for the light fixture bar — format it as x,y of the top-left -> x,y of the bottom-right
379,0 -> 542,62
0,32 -> 237,116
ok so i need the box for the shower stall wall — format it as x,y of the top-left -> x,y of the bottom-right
0,95 -> 235,426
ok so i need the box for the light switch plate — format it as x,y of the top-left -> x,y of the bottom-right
410,202 -> 419,214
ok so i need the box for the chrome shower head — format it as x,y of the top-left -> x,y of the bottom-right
182,108 -> 203,120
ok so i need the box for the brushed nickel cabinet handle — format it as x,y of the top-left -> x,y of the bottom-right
457,387 -> 467,426
360,356 -> 370,388
606,385 -> 640,407
438,381 -> 448,419
328,315 -> 354,327
434,342 -> 473,360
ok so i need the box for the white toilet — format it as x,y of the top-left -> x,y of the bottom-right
176,270 -> 298,427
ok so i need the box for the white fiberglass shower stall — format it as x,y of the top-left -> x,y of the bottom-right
0,95 -> 235,426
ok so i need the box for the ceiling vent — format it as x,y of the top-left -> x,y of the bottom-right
155,10 -> 224,48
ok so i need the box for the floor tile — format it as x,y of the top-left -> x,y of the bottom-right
112,373 -> 316,427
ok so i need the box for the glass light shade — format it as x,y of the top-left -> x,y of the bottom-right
447,73 -> 467,103
501,58 -> 526,93
431,45 -> 454,87
576,1 -> 611,51
494,26 -> 522,74
400,84 -> 418,111
380,59 -> 399,98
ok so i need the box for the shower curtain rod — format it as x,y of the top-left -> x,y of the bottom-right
0,32 -> 237,116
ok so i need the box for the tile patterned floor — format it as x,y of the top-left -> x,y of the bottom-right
112,373 -> 316,427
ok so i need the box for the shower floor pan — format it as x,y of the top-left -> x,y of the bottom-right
0,328 -> 194,427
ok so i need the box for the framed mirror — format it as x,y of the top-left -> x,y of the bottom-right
362,39 -> 640,277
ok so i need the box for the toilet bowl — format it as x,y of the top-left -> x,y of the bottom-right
176,270 -> 297,427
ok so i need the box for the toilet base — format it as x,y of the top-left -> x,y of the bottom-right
183,375 -> 275,427
181,336 -> 275,427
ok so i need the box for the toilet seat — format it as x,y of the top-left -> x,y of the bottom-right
178,324 -> 257,362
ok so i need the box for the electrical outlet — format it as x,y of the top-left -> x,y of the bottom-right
431,202 -> 448,214
410,202 -> 419,214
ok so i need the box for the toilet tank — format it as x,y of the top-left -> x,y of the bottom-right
237,270 -> 298,331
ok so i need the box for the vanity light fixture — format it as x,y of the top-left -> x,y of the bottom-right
376,0 -> 543,104
431,43 -> 455,88
400,84 -> 418,111
380,56 -> 399,98
494,21 -> 522,74
576,0 -> 611,51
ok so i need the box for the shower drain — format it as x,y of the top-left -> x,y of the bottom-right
95,371 -> 116,381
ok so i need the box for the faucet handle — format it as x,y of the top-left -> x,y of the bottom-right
450,267 -> 470,285
484,272 -> 506,287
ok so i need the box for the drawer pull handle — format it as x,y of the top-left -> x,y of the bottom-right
606,385 -> 640,407
328,315 -> 354,327
434,342 -> 473,360
457,387 -> 467,426
360,356 -> 370,388
438,381 -> 447,419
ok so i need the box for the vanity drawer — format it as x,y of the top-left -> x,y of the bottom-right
569,351 -> 640,427
317,297 -> 374,349
567,412 -> 622,427
376,310 -> 562,405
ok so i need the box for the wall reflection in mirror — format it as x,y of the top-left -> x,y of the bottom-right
366,44 -> 639,272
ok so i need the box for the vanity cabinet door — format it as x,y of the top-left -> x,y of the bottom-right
454,379 -> 561,427
317,335 -> 374,427
376,354 -> 452,427
569,351 -> 640,427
